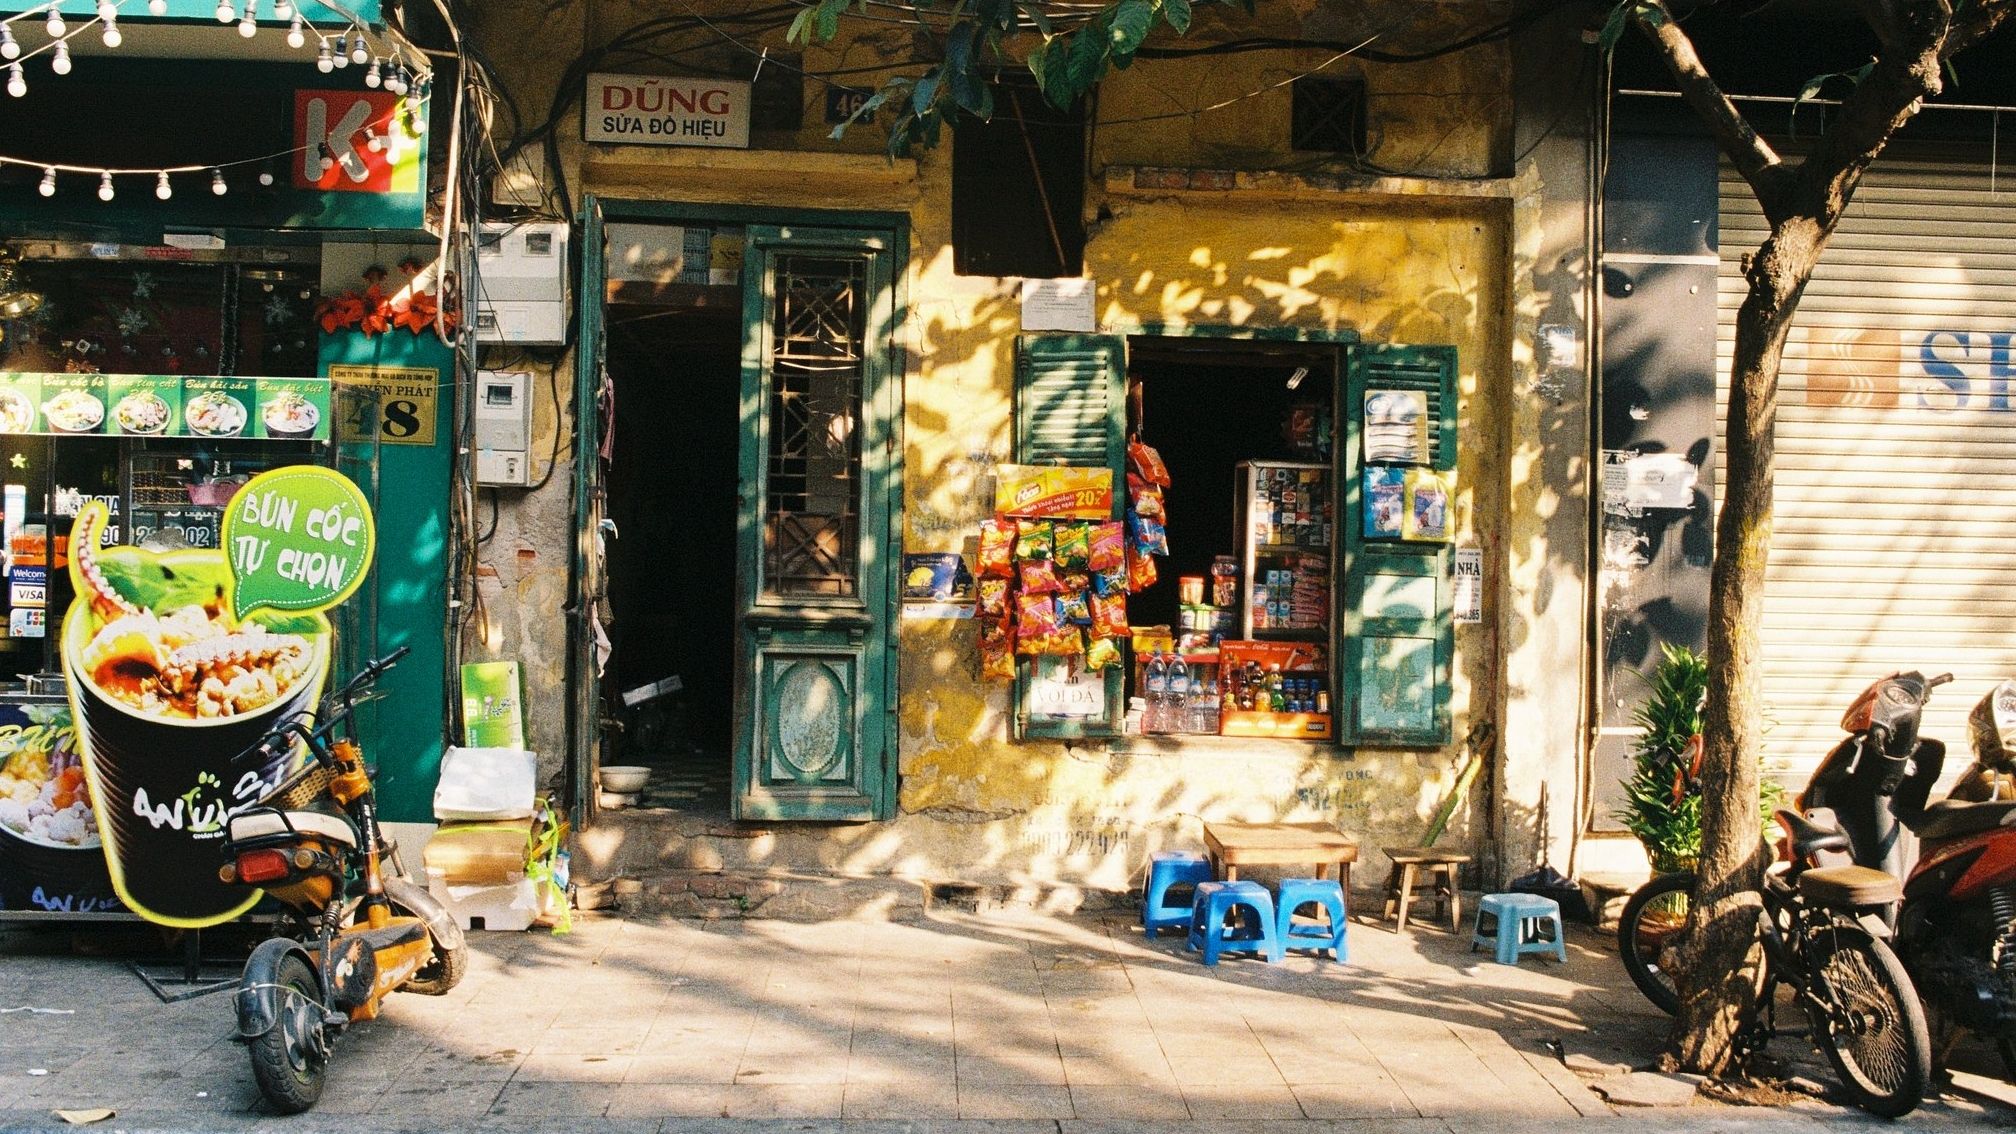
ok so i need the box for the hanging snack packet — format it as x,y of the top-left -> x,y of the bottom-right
977,578 -> 1011,620
1127,473 -> 1166,519
1014,519 -> 1054,561
1019,557 -> 1064,594
1128,437 -> 1171,486
1129,512 -> 1170,557
1085,636 -> 1122,672
1092,564 -> 1127,597
1052,522 -> 1091,569
1056,588 -> 1092,625
977,520 -> 1016,577
1088,521 -> 1125,570
1041,626 -> 1086,657
1016,593 -> 1061,654
980,642 -> 1018,681
1127,546 -> 1159,592
1090,592 -> 1129,639
980,616 -> 1012,650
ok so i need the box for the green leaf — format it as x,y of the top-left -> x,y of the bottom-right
1596,1 -> 1632,54
1025,4 -> 1051,35
946,22 -> 977,75
1066,18 -> 1110,90
1944,58 -> 1961,90
1110,0 -> 1155,55
912,69 -> 942,117
1163,0 -> 1193,34
815,0 -> 840,42
786,7 -> 816,45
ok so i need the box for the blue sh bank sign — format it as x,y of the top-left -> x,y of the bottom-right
585,73 -> 751,149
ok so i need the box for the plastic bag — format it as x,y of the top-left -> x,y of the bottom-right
1129,438 -> 1171,486
1053,523 -> 1091,569
977,520 -> 1016,577
434,747 -> 537,821
1014,519 -> 1054,560
1088,521 -> 1125,570
1019,558 -> 1064,594
1129,512 -> 1170,557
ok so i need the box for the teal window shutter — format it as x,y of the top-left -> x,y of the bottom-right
1336,343 -> 1457,746
1013,333 -> 1128,740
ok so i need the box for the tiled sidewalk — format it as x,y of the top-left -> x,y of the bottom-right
1,907 -> 2011,1132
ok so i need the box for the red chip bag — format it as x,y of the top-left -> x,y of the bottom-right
1016,593 -> 1061,654
1088,521 -> 1124,570
1090,593 -> 1129,639
980,616 -> 1012,650
1127,473 -> 1166,519
1039,627 -> 1085,657
1127,546 -> 1159,592
1128,438 -> 1171,486
1019,558 -> 1064,594
980,641 -> 1017,681
977,520 -> 1015,578
977,578 -> 1011,619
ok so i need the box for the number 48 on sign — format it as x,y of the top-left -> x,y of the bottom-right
330,364 -> 437,445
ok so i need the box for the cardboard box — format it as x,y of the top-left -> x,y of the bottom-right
460,662 -> 526,749
422,819 -> 531,886
1219,710 -> 1334,740
426,869 -> 537,932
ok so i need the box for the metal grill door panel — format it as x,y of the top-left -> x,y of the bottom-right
735,225 -> 899,821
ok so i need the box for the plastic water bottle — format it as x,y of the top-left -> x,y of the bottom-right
1144,652 -> 1170,733
1167,658 -> 1191,731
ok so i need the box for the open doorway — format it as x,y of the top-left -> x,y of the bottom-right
601,259 -> 741,814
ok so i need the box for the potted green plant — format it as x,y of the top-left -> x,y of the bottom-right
1615,643 -> 1781,874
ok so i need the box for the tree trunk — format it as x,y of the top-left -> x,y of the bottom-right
1669,218 -> 1824,1074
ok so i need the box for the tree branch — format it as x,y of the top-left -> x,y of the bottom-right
1941,0 -> 2016,58
1631,2 -> 1795,214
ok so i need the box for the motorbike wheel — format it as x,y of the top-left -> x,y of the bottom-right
389,898 -> 467,997
1617,871 -> 1695,1017
1805,927 -> 1933,1118
247,953 -> 328,1114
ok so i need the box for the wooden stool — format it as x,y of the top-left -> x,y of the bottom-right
1380,847 -> 1470,932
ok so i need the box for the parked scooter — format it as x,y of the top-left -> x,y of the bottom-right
221,647 -> 467,1113
1800,670 -> 2016,1080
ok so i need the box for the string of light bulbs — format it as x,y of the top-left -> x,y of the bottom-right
0,87 -> 430,201
0,0 -> 431,103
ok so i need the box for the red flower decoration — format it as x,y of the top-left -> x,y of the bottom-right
315,264 -> 460,340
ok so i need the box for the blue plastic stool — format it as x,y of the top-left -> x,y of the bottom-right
1187,880 -> 1282,965
1275,877 -> 1349,961
1142,851 -> 1214,937
1470,892 -> 1567,965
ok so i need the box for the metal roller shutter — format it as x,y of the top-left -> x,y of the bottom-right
1717,146 -> 2016,788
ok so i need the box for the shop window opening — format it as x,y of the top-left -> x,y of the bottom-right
600,221 -> 743,814
952,78 -> 1087,279
1124,339 -> 1339,740
1291,77 -> 1369,157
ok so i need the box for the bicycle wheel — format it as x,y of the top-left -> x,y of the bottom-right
1805,926 -> 1932,1118
1617,871 -> 1695,1016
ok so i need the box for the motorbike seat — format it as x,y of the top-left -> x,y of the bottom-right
227,807 -> 358,849
1797,865 -> 1901,909
1908,798 -> 2016,843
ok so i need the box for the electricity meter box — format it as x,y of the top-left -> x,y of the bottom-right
475,370 -> 534,486
474,222 -> 569,344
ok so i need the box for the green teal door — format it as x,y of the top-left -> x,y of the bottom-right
733,224 -> 901,821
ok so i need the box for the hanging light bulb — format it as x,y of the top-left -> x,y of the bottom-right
155,171 -> 172,200
258,168 -> 274,186
211,168 -> 227,195
363,129 -> 381,152
38,167 -> 55,197
389,64 -> 408,96
237,0 -> 257,37
98,172 -> 114,202
331,33 -> 349,67
315,39 -> 332,72
216,1 -> 235,24
350,34 -> 368,65
49,40 -> 69,76
100,15 -> 121,48
97,1 -> 116,21
45,8 -> 65,38
286,14 -> 304,48
365,59 -> 382,88
0,26 -> 17,61
149,0 -> 168,13
273,0 -> 292,17
6,63 -> 23,98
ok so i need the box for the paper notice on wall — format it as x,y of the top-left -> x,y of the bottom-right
1452,546 -> 1483,624
1600,451 -> 1633,516
1020,278 -> 1097,332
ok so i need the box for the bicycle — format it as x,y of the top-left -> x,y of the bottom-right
1617,808 -> 1933,1117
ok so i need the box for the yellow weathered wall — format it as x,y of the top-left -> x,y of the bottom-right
463,0 -> 1566,894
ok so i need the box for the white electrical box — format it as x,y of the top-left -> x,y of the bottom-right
474,222 -> 569,345
474,370 -> 534,487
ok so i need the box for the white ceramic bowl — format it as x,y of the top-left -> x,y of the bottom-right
599,765 -> 652,793
597,790 -> 642,810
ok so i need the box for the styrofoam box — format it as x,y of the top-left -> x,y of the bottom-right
426,867 -> 536,932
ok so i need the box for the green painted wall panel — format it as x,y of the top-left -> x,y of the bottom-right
318,330 -> 451,822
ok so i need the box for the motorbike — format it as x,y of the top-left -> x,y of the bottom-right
1800,670 -> 2016,1080
220,646 -> 467,1113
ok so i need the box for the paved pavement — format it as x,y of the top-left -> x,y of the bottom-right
1,906 -> 2012,1133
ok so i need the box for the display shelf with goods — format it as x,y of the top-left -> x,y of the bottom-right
1227,461 -> 1333,738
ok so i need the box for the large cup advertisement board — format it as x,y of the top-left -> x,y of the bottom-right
5,465 -> 378,927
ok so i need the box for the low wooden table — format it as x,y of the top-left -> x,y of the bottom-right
1202,821 -> 1360,896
